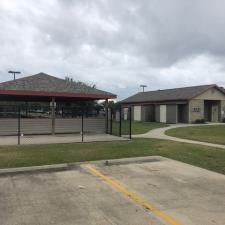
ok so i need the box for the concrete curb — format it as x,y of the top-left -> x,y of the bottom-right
0,156 -> 166,176
0,163 -> 69,176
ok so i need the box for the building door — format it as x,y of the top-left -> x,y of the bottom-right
160,105 -> 167,123
134,106 -> 141,121
211,105 -> 219,122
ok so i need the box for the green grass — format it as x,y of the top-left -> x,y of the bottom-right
166,125 -> 225,145
0,139 -> 225,174
112,121 -> 168,135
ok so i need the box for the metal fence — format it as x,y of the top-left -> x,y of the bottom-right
0,104 -> 107,144
107,107 -> 132,139
0,105 -> 132,145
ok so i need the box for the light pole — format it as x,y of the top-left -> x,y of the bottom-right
140,84 -> 147,92
8,71 -> 21,80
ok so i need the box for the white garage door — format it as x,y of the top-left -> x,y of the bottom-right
134,106 -> 141,121
160,105 -> 167,123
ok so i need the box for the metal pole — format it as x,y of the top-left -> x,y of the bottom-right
129,107 -> 132,139
81,109 -> 84,142
8,71 -> 21,80
110,108 -> 113,135
119,106 -> 122,137
18,106 -> 21,145
51,97 -> 55,135
105,99 -> 108,134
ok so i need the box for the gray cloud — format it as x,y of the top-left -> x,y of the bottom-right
0,0 -> 225,100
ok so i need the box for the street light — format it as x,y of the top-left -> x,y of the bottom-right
8,71 -> 21,80
140,84 -> 147,92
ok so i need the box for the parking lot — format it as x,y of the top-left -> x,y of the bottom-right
0,156 -> 225,225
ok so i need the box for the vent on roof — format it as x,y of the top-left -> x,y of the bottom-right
65,76 -> 73,83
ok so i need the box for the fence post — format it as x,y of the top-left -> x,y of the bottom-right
129,107 -> 132,139
18,106 -> 21,145
119,107 -> 122,137
81,109 -> 84,142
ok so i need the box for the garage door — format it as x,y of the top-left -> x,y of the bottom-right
160,105 -> 167,123
134,106 -> 141,121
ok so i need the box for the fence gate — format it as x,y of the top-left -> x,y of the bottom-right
109,106 -> 132,139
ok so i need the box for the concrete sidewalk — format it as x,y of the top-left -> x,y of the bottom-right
134,123 -> 225,149
0,133 -> 127,145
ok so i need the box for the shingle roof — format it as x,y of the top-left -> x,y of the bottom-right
219,86 -> 225,94
0,73 -> 116,99
121,84 -> 222,104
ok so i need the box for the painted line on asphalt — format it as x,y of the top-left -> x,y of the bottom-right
85,164 -> 182,225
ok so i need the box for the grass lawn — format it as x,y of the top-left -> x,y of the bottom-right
0,139 -> 225,175
112,121 -> 168,135
166,125 -> 225,145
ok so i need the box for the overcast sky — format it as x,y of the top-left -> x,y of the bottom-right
1,0 -> 225,100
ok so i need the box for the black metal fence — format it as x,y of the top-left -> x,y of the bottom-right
107,107 -> 132,139
0,104 -> 106,144
0,105 -> 132,145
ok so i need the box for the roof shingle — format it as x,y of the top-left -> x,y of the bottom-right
0,73 -> 116,99
121,84 -> 222,104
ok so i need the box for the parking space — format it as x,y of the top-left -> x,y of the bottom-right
0,156 -> 225,225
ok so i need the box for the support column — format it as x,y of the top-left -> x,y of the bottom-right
105,99 -> 108,134
51,97 -> 56,135
129,107 -> 132,139
119,106 -> 122,137
25,101 -> 28,118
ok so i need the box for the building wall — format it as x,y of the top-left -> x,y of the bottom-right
166,105 -> 177,123
188,99 -> 204,123
141,105 -> 155,121
159,105 -> 167,123
221,100 -> 225,121
195,87 -> 225,100
133,106 -> 142,121
155,105 -> 160,122
177,104 -> 189,123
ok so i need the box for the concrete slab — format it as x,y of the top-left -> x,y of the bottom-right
0,133 -> 127,145
0,157 -> 224,225
0,166 -> 164,225
94,157 -> 225,225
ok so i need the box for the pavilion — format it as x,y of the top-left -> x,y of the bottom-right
0,72 -> 116,135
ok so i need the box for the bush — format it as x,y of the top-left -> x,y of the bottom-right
222,118 -> 225,123
195,119 -> 206,124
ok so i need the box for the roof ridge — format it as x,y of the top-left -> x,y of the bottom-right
0,72 -> 116,99
141,84 -> 216,94
0,72 -> 63,85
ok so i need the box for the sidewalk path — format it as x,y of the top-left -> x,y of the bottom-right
133,123 -> 225,149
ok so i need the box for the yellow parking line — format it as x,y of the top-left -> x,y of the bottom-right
85,164 -> 182,225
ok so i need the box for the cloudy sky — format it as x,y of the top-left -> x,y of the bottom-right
0,0 -> 225,100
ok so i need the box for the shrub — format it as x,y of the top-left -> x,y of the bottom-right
195,119 -> 206,124
222,118 -> 225,123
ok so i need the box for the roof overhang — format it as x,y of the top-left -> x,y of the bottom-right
121,100 -> 188,105
0,89 -> 116,100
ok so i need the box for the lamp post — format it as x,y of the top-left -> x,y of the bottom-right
8,71 -> 21,80
140,84 -> 147,92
